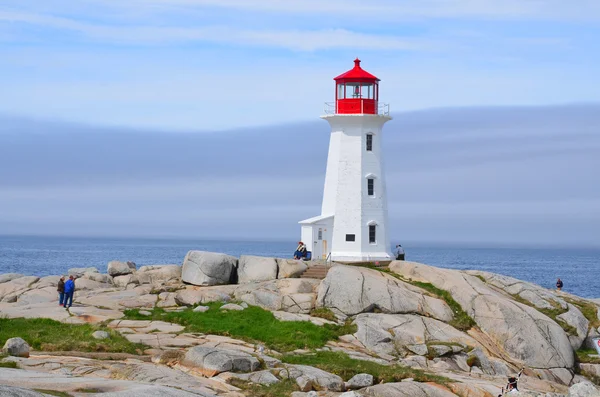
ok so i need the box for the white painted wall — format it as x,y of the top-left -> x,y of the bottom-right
321,114 -> 392,261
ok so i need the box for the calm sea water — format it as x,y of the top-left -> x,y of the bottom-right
1,235 -> 599,298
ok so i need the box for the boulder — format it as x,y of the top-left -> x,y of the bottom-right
557,304 -> 590,350
108,261 -> 137,277
68,267 -> 99,278
182,346 -> 260,377
15,286 -> 57,306
390,261 -> 574,369
316,265 -> 453,321
285,365 -> 344,392
234,279 -> 320,314
113,274 -> 137,288
2,337 -> 30,358
0,273 -> 24,284
346,373 -> 374,389
0,276 -> 40,301
92,331 -> 110,340
353,313 -> 476,358
73,278 -> 112,291
132,265 -> 181,285
226,370 -> 280,386
0,386 -> 47,397
220,303 -> 244,311
83,272 -> 113,284
181,251 -> 237,286
193,305 -> 210,313
174,285 -> 235,306
362,381 -> 458,396
238,255 -> 278,283
276,259 -> 308,279
569,381 -> 600,397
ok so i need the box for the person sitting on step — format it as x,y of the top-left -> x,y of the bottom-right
294,241 -> 307,260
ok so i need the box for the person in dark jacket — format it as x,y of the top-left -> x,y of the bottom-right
556,278 -> 563,291
64,275 -> 75,309
57,276 -> 65,306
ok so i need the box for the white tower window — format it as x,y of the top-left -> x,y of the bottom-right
367,178 -> 375,196
366,134 -> 373,151
346,234 -> 356,242
369,224 -> 377,244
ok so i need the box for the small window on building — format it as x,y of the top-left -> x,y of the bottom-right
346,234 -> 355,242
366,134 -> 373,151
369,225 -> 376,244
367,178 -> 374,196
318,229 -> 323,240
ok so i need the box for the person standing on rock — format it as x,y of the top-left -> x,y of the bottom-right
63,275 -> 75,309
57,276 -> 65,307
395,244 -> 405,261
556,278 -> 563,291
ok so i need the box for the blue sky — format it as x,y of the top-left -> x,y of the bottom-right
0,1 -> 599,246
1,0 -> 599,129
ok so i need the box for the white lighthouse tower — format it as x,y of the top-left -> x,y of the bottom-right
299,59 -> 392,262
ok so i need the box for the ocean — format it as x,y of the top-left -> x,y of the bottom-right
1,235 -> 599,298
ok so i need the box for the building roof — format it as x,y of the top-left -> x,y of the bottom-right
298,214 -> 334,225
334,58 -> 380,82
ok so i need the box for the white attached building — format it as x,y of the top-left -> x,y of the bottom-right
299,59 -> 393,262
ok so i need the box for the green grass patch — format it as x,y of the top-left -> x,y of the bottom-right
281,351 -> 451,385
566,298 -> 600,329
0,361 -> 18,369
124,304 -> 357,352
309,307 -> 337,322
230,378 -> 299,397
34,390 -> 73,397
576,349 -> 600,364
0,318 -> 145,354
474,275 -> 486,283
357,265 -> 476,332
74,388 -> 102,393
406,280 -> 475,331
509,294 -> 578,335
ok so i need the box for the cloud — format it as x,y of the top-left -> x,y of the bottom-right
0,104 -> 599,245
0,10 -> 434,51
34,0 -> 600,22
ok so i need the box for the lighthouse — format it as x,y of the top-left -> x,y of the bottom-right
299,59 -> 392,262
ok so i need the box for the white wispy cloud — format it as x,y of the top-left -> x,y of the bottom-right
0,10 -> 435,51
83,0 -> 600,21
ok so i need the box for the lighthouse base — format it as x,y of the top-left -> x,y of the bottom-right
330,252 -> 393,262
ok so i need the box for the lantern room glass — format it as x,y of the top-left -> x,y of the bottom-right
336,82 -> 378,100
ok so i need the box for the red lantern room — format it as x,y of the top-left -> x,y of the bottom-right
334,58 -> 380,115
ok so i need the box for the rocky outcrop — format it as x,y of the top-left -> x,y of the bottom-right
276,259 -> 308,279
0,276 -> 40,302
2,337 -> 30,358
569,382 -> 600,397
353,313 -> 477,358
391,261 -> 575,369
108,261 -> 137,277
181,251 -> 237,286
234,278 -> 320,314
316,265 -> 453,321
131,265 -> 181,285
362,381 -> 459,397
68,267 -> 99,278
237,255 -> 278,283
182,345 -> 260,377
174,285 -> 236,306
283,364 -> 345,392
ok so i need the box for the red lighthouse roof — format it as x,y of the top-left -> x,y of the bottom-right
334,58 -> 380,82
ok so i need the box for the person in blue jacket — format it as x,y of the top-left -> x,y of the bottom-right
64,275 -> 75,309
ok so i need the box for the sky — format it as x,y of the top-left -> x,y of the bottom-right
0,1 -> 599,246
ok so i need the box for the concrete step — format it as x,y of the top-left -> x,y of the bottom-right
299,265 -> 330,279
